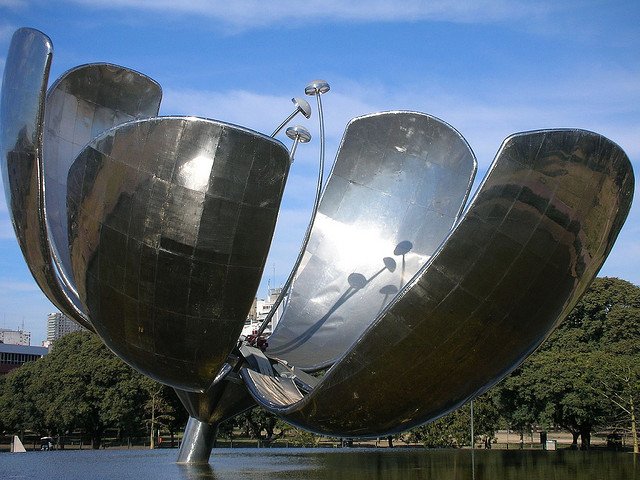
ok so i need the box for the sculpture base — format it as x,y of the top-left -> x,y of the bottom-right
176,417 -> 217,464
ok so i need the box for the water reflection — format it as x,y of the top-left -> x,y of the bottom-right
1,448 -> 637,480
178,463 -> 218,480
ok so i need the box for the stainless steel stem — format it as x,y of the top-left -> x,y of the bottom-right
255,91 -> 326,339
271,109 -> 298,137
176,417 -> 218,464
289,137 -> 300,158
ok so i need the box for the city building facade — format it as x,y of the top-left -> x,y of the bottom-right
0,328 -> 31,346
0,343 -> 48,375
46,312 -> 84,344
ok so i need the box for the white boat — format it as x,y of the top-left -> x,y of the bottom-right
10,435 -> 26,453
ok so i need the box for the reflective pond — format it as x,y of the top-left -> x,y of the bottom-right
1,448 -> 638,479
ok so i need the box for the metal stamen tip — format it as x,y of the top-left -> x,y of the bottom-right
292,97 -> 312,118
286,125 -> 312,143
305,80 -> 330,96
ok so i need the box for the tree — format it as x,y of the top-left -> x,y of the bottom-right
0,360 -> 48,436
39,332 -> 152,448
408,392 -> 500,448
240,408 -> 281,445
546,277 -> 640,354
591,352 -> 639,453
143,382 -> 185,448
0,331 -> 174,449
495,277 -> 640,450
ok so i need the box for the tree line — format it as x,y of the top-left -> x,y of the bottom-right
0,330 -> 187,448
0,277 -> 638,451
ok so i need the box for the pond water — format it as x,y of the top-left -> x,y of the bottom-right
1,448 -> 637,480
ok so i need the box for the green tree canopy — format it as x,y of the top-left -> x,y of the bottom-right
495,277 -> 640,450
0,331 -> 185,448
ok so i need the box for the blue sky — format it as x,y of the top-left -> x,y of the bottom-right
1,1 -> 638,344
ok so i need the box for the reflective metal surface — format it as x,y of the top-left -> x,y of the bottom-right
44,63 -> 162,302
0,28 -> 92,329
67,117 -> 290,391
176,417 -> 217,464
245,129 -> 634,437
267,112 -> 477,369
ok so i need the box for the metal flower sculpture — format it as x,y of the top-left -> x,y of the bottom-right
1,28 -> 635,463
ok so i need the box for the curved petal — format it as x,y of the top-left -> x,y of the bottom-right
67,116 -> 290,391
0,28 -> 92,329
245,129 -> 634,436
43,63 -> 162,302
267,111 -> 477,369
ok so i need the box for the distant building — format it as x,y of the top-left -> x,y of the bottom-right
242,287 -> 283,337
46,312 -> 84,344
0,328 -> 31,346
0,343 -> 48,375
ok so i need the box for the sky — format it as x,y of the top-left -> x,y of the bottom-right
0,1 -> 638,344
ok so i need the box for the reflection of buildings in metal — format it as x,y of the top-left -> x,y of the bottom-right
1,27 -> 635,465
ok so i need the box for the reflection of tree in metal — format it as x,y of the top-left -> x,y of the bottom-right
1,27 -> 634,464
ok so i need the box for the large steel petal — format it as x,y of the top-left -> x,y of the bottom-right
0,28 -> 92,329
267,112 -> 477,369
244,129 -> 634,436
67,116 -> 290,391
43,63 -> 162,301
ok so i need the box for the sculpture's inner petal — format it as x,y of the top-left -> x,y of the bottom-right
43,63 -> 162,299
266,112 -> 477,370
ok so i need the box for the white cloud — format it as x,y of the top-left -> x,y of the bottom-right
161,73 -> 638,291
0,196 -> 16,239
0,217 -> 16,240
0,24 -> 16,42
0,1 -> 25,8
64,0 -> 556,29
161,88 -> 295,136
0,279 -> 40,292
159,86 -> 381,171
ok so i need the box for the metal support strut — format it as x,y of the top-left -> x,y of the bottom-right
176,417 -> 218,464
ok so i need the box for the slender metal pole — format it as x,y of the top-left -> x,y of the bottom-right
289,137 -> 300,159
255,82 -> 328,339
271,109 -> 298,137
286,126 -> 311,161
271,97 -> 312,137
470,400 -> 475,449
471,399 -> 476,480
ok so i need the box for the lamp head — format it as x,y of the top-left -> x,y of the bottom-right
293,97 -> 312,118
286,125 -> 312,143
305,80 -> 330,96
